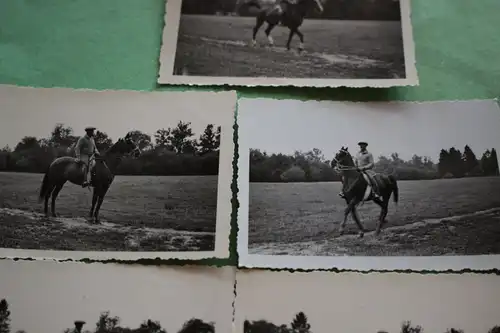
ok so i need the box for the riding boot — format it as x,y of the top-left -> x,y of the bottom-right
82,175 -> 89,188
82,169 -> 91,188
89,171 -> 96,187
372,184 -> 381,200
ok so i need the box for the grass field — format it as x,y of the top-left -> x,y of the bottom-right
173,15 -> 406,79
248,177 -> 500,256
0,172 -> 218,251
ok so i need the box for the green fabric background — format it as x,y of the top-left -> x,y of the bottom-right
0,0 -> 499,267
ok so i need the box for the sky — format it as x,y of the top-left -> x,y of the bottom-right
0,260 -> 234,333
235,270 -> 500,333
0,85 -> 231,149
239,98 -> 500,162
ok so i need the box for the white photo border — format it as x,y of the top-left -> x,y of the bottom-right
0,85 -> 236,261
158,0 -> 418,88
236,97 -> 500,271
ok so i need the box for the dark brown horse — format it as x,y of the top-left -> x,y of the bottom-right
242,0 -> 324,51
330,146 -> 399,237
38,135 -> 141,223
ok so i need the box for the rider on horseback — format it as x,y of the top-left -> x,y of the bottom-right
75,126 -> 100,188
269,0 -> 297,16
355,141 -> 382,200
339,141 -> 382,200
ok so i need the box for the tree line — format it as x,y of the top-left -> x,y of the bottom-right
0,122 -> 222,176
249,145 -> 499,183
0,299 -> 214,333
243,311 -> 500,333
182,0 -> 402,21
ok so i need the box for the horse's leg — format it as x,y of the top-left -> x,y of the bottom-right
295,28 -> 304,51
93,187 -> 109,224
286,28 -> 295,50
339,197 -> 359,235
44,185 -> 54,217
264,23 -> 277,46
252,15 -> 265,47
372,196 -> 389,235
89,188 -> 98,222
50,182 -> 65,218
351,206 -> 366,238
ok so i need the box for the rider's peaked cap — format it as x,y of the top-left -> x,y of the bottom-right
358,141 -> 368,147
85,126 -> 96,131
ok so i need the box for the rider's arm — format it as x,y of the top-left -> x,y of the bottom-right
75,137 -> 84,158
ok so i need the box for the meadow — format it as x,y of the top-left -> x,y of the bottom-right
248,177 -> 500,256
0,172 -> 218,251
173,15 -> 406,79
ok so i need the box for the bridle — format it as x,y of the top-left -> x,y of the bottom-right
331,154 -> 358,172
93,139 -> 142,162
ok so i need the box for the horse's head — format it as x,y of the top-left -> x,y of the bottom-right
107,135 -> 142,158
331,146 -> 354,170
300,0 -> 324,14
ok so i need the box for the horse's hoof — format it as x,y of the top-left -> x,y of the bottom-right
51,213 -> 57,218
358,232 -> 364,238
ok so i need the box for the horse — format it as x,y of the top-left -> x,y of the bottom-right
330,146 -> 399,237
241,0 -> 324,51
38,135 -> 141,223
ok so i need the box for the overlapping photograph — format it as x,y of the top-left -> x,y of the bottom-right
234,269 -> 500,333
237,97 -> 500,270
0,260 -> 234,333
0,85 -> 236,260
159,0 -> 417,87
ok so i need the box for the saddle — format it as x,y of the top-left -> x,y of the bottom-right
269,1 -> 294,20
360,170 -> 381,191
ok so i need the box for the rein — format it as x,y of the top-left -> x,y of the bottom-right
331,157 -> 358,172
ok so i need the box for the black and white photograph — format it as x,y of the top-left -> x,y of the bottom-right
237,97 -> 500,270
0,85 -> 235,260
0,260 -> 234,333
158,0 -> 417,87
234,269 -> 500,333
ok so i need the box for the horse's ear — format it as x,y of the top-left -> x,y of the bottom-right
345,147 -> 348,151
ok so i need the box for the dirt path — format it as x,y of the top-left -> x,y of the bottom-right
0,208 -> 215,252
249,208 -> 500,256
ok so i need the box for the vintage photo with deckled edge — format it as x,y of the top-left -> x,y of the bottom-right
0,260 -> 235,333
158,0 -> 418,88
237,97 -> 500,271
0,85 -> 235,261
234,269 -> 500,333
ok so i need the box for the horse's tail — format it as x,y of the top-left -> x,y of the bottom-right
389,174 -> 399,204
38,168 -> 51,203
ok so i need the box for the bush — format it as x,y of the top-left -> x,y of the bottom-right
281,165 -> 306,182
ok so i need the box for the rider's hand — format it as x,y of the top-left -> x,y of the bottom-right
75,157 -> 81,163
